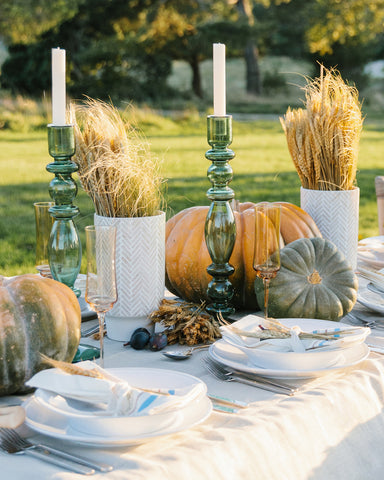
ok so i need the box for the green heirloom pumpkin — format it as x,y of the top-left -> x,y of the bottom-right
255,237 -> 358,321
0,274 -> 81,396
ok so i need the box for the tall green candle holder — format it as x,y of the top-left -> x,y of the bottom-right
204,115 -> 236,317
47,124 -> 82,296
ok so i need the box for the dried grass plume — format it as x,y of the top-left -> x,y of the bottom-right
280,65 -> 363,191
71,98 -> 164,217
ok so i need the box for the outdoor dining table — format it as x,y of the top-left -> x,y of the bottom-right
2,282 -> 384,480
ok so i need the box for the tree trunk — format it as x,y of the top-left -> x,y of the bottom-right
190,55 -> 202,98
236,0 -> 262,95
245,40 -> 262,95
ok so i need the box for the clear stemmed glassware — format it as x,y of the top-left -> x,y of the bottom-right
85,225 -> 117,367
253,203 -> 281,319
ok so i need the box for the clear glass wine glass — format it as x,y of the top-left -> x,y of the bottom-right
253,203 -> 281,319
85,225 -> 117,367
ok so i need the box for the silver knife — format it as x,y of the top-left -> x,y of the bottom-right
229,374 -> 295,396
367,343 -> 384,354
26,443 -> 113,472
23,440 -> 113,475
229,369 -> 298,393
14,447 -> 95,475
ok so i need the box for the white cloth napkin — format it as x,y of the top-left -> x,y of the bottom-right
220,316 -> 369,353
26,362 -> 205,417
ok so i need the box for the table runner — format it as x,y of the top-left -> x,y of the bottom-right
2,330 -> 384,480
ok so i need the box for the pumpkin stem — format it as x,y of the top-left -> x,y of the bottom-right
308,270 -> 322,284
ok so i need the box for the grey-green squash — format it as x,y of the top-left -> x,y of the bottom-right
0,274 -> 81,396
255,237 -> 358,321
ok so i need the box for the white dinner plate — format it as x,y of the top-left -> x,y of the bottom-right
220,316 -> 370,371
357,287 -> 384,314
358,236 -> 384,269
209,341 -> 370,380
32,367 -> 207,437
24,367 -> 211,446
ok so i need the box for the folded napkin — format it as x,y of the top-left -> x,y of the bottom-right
220,316 -> 369,353
26,362 -> 205,417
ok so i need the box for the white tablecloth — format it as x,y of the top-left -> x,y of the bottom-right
2,317 -> 384,480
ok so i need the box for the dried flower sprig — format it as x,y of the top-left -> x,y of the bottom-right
71,98 -> 164,217
150,299 -> 221,345
280,65 -> 363,191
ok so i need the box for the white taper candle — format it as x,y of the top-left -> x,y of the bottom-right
51,48 -> 66,125
213,43 -> 226,116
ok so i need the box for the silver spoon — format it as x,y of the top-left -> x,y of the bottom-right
162,344 -> 210,360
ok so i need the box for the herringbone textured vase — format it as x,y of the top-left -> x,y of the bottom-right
300,187 -> 359,270
94,212 -> 165,318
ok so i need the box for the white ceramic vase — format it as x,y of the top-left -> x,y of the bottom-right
300,187 -> 360,271
94,211 -> 165,341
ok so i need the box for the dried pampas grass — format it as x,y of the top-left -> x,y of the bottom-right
280,65 -> 363,191
71,98 -> 164,217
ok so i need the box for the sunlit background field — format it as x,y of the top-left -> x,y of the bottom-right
1,55 -> 384,276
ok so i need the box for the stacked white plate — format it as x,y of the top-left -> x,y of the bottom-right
24,368 -> 212,447
358,236 -> 384,270
210,317 -> 370,380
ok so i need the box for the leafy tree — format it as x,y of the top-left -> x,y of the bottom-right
304,0 -> 384,86
1,0 -> 173,101
306,0 -> 384,56
137,0 -> 243,98
0,0 -> 82,44
234,0 -> 292,95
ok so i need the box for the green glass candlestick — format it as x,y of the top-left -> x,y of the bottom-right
204,115 -> 236,317
46,124 -> 82,296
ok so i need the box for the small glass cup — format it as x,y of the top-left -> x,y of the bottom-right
34,202 -> 54,278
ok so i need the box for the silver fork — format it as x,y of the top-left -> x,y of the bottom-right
347,312 -> 384,330
203,357 -> 296,396
208,358 -> 299,392
0,428 -> 112,473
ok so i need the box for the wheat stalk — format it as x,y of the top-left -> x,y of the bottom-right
40,353 -> 106,379
70,98 -> 164,217
280,66 -> 363,191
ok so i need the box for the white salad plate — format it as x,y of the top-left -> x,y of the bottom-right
357,287 -> 384,315
209,341 -> 370,380
24,368 -> 211,446
358,236 -> 384,269
220,317 -> 370,371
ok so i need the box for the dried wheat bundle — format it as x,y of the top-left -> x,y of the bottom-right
150,299 -> 222,345
280,66 -> 363,191
71,98 -> 164,217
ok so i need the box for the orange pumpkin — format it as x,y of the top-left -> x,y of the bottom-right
165,202 -> 322,309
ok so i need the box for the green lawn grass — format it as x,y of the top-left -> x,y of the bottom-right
1,115 -> 383,276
